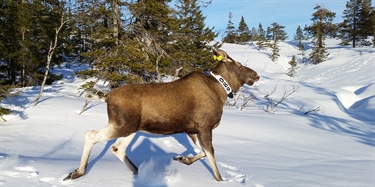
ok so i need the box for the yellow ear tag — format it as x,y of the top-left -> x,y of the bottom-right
213,55 -> 223,61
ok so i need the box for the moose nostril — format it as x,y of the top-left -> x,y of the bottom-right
255,75 -> 260,81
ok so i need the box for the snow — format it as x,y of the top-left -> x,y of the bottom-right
1,39 -> 374,187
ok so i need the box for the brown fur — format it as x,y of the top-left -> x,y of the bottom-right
64,49 -> 259,181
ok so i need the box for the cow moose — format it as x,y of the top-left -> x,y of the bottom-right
64,49 -> 260,181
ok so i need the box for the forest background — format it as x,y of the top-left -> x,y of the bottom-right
0,0 -> 374,117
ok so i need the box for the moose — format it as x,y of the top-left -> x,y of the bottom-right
64,49 -> 260,181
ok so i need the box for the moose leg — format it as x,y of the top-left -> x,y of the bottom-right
174,133 -> 206,165
111,133 -> 138,174
64,127 -> 114,181
198,130 -> 223,181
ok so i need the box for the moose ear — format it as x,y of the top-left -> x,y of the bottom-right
212,49 -> 233,63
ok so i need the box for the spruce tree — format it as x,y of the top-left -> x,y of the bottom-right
75,0 -> 127,88
0,83 -> 11,122
223,12 -> 236,43
371,8 -> 375,47
308,5 -> 336,65
341,0 -> 363,47
0,0 -> 66,86
126,0 -> 176,83
173,0 -> 218,75
294,25 -> 305,62
269,22 -> 288,41
286,55 -> 298,77
269,41 -> 280,62
237,16 -> 251,42
256,23 -> 267,50
358,0 -> 373,39
250,27 -> 258,40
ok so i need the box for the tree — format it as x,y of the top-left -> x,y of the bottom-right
33,12 -> 67,106
0,0 -> 67,87
269,41 -> 280,62
269,22 -> 288,41
268,22 -> 287,62
256,23 -> 267,50
294,25 -> 305,62
74,0 -> 129,88
223,12 -> 236,43
303,24 -> 312,39
308,5 -> 336,65
286,55 -> 298,77
358,0 -> 374,38
371,8 -> 375,47
0,83 -> 11,122
126,0 -> 177,83
250,26 -> 258,40
340,0 -> 364,47
237,16 -> 251,42
173,0 -> 218,75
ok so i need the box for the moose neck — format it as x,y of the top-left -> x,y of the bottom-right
210,63 -> 243,95
210,71 -> 234,98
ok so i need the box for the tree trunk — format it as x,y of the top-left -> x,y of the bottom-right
113,0 -> 119,46
33,16 -> 66,106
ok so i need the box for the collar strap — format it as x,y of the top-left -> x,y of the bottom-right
210,71 -> 234,98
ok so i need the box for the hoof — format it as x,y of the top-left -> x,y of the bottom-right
173,155 -> 192,165
63,169 -> 84,181
173,155 -> 184,161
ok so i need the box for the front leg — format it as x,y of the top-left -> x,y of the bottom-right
198,130 -> 223,181
64,128 -> 113,181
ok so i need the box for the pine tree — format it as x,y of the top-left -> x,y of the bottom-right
256,23 -> 267,50
303,24 -> 312,40
0,0 -> 66,86
269,22 -> 288,41
268,23 -> 285,62
286,55 -> 298,77
358,0 -> 373,39
0,83 -> 11,122
237,16 -> 251,42
0,0 -> 18,84
340,0 -> 363,47
126,0 -> 176,83
266,27 -> 272,40
269,40 -> 280,62
74,0 -> 127,88
223,12 -> 236,43
250,27 -> 258,40
308,5 -> 335,65
294,25 -> 305,62
173,0 -> 218,75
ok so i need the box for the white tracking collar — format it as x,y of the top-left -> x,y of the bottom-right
210,71 -> 233,98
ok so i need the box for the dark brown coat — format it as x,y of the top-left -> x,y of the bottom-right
64,49 -> 259,181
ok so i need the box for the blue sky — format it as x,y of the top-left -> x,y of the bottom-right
201,0 -> 375,40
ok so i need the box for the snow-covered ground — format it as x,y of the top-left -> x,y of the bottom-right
1,39 -> 374,187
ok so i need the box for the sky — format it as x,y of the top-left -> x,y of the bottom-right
201,0 -> 375,40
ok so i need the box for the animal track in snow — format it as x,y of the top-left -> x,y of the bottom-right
218,162 -> 248,183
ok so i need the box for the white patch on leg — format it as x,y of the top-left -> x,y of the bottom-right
112,133 -> 136,162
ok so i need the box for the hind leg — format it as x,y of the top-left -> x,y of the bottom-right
64,127 -> 114,180
111,133 -> 138,174
174,133 -> 206,165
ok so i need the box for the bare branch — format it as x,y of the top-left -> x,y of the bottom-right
265,84 -> 299,113
304,106 -> 321,115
